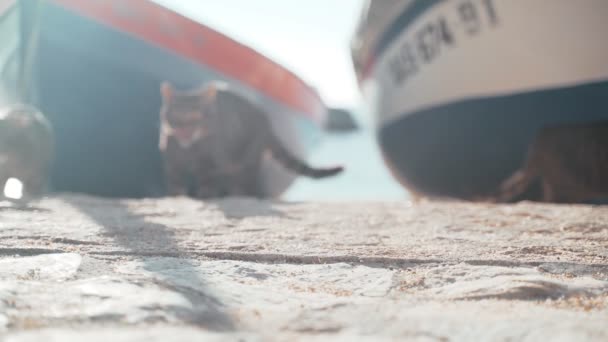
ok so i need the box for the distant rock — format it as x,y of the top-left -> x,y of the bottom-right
325,108 -> 359,133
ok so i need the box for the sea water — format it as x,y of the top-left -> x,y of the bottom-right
283,123 -> 408,202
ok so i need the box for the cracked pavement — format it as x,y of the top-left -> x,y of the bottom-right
0,194 -> 607,341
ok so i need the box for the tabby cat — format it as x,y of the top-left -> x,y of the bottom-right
158,81 -> 343,198
0,104 -> 54,202
496,120 -> 608,203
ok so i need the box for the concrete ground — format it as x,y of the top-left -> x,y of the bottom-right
0,194 -> 607,341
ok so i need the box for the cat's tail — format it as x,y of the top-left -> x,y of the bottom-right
267,131 -> 344,179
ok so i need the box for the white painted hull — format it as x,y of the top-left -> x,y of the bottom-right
352,0 -> 608,199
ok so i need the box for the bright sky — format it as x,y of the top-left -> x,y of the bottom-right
151,0 -> 365,108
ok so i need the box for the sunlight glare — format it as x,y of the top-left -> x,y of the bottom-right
3,177 -> 23,200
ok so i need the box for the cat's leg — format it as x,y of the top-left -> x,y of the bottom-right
196,171 -> 224,199
196,180 -> 223,199
237,162 -> 265,198
543,169 -> 593,203
229,138 -> 267,198
164,162 -> 187,196
239,174 -> 264,198
550,180 -> 596,204
541,179 -> 556,202
221,174 -> 251,198
212,162 -> 254,198
195,184 -> 220,199
496,169 -> 536,203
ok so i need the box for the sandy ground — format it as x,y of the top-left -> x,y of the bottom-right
0,194 -> 607,341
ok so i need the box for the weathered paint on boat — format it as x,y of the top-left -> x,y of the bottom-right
0,0 -> 327,198
352,0 -> 608,200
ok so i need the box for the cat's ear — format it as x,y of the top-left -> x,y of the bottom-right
160,82 -> 174,103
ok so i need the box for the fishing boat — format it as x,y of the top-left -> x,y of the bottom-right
351,0 -> 608,200
0,0 -> 327,198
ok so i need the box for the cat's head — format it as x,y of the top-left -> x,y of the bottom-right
160,82 -> 216,148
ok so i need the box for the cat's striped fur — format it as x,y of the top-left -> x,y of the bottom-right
497,121 -> 608,203
159,81 -> 343,198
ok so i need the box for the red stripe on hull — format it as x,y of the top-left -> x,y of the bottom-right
49,0 -> 325,123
